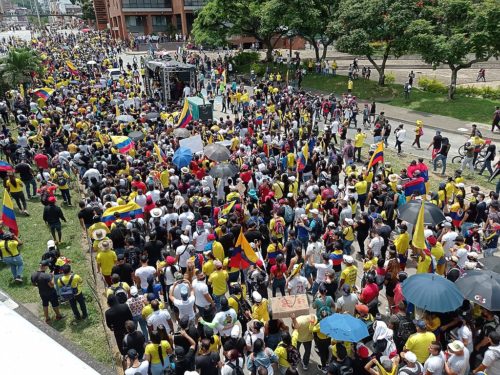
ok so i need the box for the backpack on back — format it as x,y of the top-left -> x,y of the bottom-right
226,361 -> 245,375
273,218 -> 285,235
283,205 -> 294,224
111,282 -> 128,304
60,274 -> 76,301
280,343 -> 301,368
346,146 -> 354,158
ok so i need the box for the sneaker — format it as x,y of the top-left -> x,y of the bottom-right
317,364 -> 327,373
14,276 -> 23,283
302,361 -> 308,371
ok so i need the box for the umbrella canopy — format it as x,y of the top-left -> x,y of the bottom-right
116,114 -> 134,122
402,273 -> 464,313
146,112 -> 159,120
173,128 -> 191,139
455,270 -> 500,311
319,314 -> 369,342
123,99 -> 135,109
87,60 -> 97,65
172,147 -> 193,168
398,200 -> 446,226
478,256 -> 500,274
128,131 -> 144,142
204,143 -> 231,162
209,163 -> 239,178
81,28 -> 91,33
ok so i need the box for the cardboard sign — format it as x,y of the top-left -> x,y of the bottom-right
270,294 -> 310,319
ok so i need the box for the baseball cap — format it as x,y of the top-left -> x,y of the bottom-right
413,319 -> 427,329
180,285 -> 189,301
117,254 -> 125,261
448,340 -> 465,352
355,304 -> 369,314
405,351 -> 417,364
127,348 -> 138,359
310,208 -> 319,215
252,291 -> 262,303
343,255 -> 354,264
342,284 -> 351,294
130,286 -> 138,297
40,259 -> 51,267
449,255 -> 459,263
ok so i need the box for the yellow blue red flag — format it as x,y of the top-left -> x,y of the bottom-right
2,190 -> 18,235
229,229 -> 258,269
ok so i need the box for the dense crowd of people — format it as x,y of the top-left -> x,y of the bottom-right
0,29 -> 499,375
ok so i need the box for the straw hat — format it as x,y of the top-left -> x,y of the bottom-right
150,208 -> 163,218
98,238 -> 113,251
388,174 -> 399,183
92,228 -> 107,241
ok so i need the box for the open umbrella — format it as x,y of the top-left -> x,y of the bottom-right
402,273 -> 464,313
478,256 -> 500,274
81,28 -> 91,33
129,131 -> 144,142
173,128 -> 191,138
209,163 -> 239,178
398,200 -> 446,226
455,270 -> 500,311
116,114 -> 134,123
87,60 -> 97,65
319,314 -> 369,342
146,112 -> 159,120
172,147 -> 192,168
204,143 -> 231,162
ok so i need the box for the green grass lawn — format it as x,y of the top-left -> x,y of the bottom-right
0,186 -> 113,367
237,62 -> 496,124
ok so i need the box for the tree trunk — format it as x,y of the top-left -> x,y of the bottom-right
312,42 -> 320,61
263,39 -> 273,62
448,67 -> 458,100
321,42 -> 330,60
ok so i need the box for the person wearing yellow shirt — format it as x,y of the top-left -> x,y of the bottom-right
427,236 -> 445,275
403,319 -> 436,364
342,219 -> 355,255
96,239 -> 118,286
251,291 -> 270,322
0,234 -> 23,282
355,178 -> 368,210
415,247 -> 432,274
144,329 -> 173,374
202,253 -> 215,277
272,179 -> 285,200
354,128 -> 367,162
208,260 -> 228,308
54,169 -> 72,206
339,255 -> 358,290
291,313 -> 315,369
58,264 -> 88,319
205,234 -> 224,262
286,152 -> 296,169
269,213 -> 286,241
5,174 -> 28,214
393,223 -> 410,270
274,331 -> 295,373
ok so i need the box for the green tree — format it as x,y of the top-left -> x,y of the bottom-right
192,0 -> 285,61
331,0 -> 418,85
81,0 -> 96,21
266,0 -> 339,61
0,48 -> 43,98
408,0 -> 500,99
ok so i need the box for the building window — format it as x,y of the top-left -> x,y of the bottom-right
152,16 -> 167,26
184,0 -> 205,6
122,0 -> 172,8
125,15 -> 144,27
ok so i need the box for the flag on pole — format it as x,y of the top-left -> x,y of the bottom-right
286,70 -> 289,85
366,142 -> 384,173
115,104 -> 120,117
412,200 -> 426,249
302,142 -> 309,162
153,143 -> 166,163
221,69 -> 227,85
2,190 -> 18,235
33,87 -> 55,101
220,200 -> 236,216
66,60 -> 79,75
176,99 -> 192,128
229,229 -> 259,269
111,136 -> 134,154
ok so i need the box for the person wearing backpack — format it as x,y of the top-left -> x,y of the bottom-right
342,139 -> 355,165
221,349 -> 244,375
269,212 -> 286,242
57,264 -> 88,320
106,273 -> 130,304
275,331 -> 301,374
54,169 -> 72,206
327,343 -> 354,375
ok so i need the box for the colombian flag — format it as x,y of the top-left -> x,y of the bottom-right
111,136 -> 134,154
220,200 -> 236,216
33,87 -> 54,101
296,152 -> 306,172
256,114 -> 263,125
367,142 -> 384,173
101,202 -> 144,226
229,229 -> 258,269
0,161 -> 14,172
153,142 -> 166,163
2,190 -> 18,236
176,99 -> 192,128
66,60 -> 79,75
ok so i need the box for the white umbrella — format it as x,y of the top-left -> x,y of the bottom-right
116,114 -> 134,122
87,60 -> 97,65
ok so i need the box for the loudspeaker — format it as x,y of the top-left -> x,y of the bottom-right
199,104 -> 213,122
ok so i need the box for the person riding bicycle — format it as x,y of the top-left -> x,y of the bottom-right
469,134 -> 486,166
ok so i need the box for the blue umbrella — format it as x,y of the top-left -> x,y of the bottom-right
402,273 -> 464,313
319,314 -> 369,342
172,147 -> 193,168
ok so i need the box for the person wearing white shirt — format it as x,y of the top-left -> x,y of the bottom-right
178,211 -> 193,230
309,253 -> 333,295
454,246 -> 469,269
134,256 -> 156,289
146,188 -> 161,203
134,191 -> 147,208
440,224 -> 458,257
175,237 -> 192,270
368,230 -> 384,258
244,320 -> 265,351
193,223 -> 209,253
287,272 -> 310,295
169,281 -> 196,321
146,300 -> 174,332
423,342 -> 445,375
336,284 -> 359,315
192,272 -> 214,310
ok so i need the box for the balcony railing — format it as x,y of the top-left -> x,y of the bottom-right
122,0 -> 172,9
184,0 -> 205,8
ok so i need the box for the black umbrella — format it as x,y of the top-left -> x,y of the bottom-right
455,270 -> 500,311
173,128 -> 191,139
397,200 -> 446,226
478,256 -> 500,274
209,163 -> 239,178
204,143 -> 231,162
129,130 -> 144,142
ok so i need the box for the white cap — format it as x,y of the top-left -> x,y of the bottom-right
424,229 -> 434,239
252,291 -> 262,302
231,325 -> 240,338
343,255 -> 354,264
310,209 -> 319,215
468,251 -> 479,259
181,235 -> 190,244
405,351 -> 417,364
130,286 -> 138,296
47,240 -> 56,248
345,218 -> 354,225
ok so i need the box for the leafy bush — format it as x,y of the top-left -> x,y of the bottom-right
232,51 -> 260,68
455,85 -> 500,100
385,72 -> 396,84
417,76 -> 447,94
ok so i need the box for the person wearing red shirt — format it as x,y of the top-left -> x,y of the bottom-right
258,179 -> 271,203
240,165 -> 252,185
131,176 -> 147,193
359,273 -> 379,305
34,153 -> 49,170
270,254 -> 287,297
195,167 -> 206,180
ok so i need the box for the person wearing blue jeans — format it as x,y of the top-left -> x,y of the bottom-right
433,154 -> 448,175
0,235 -> 24,282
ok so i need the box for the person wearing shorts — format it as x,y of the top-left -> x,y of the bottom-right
31,259 -> 64,323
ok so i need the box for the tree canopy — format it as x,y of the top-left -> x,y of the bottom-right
0,48 -> 43,95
